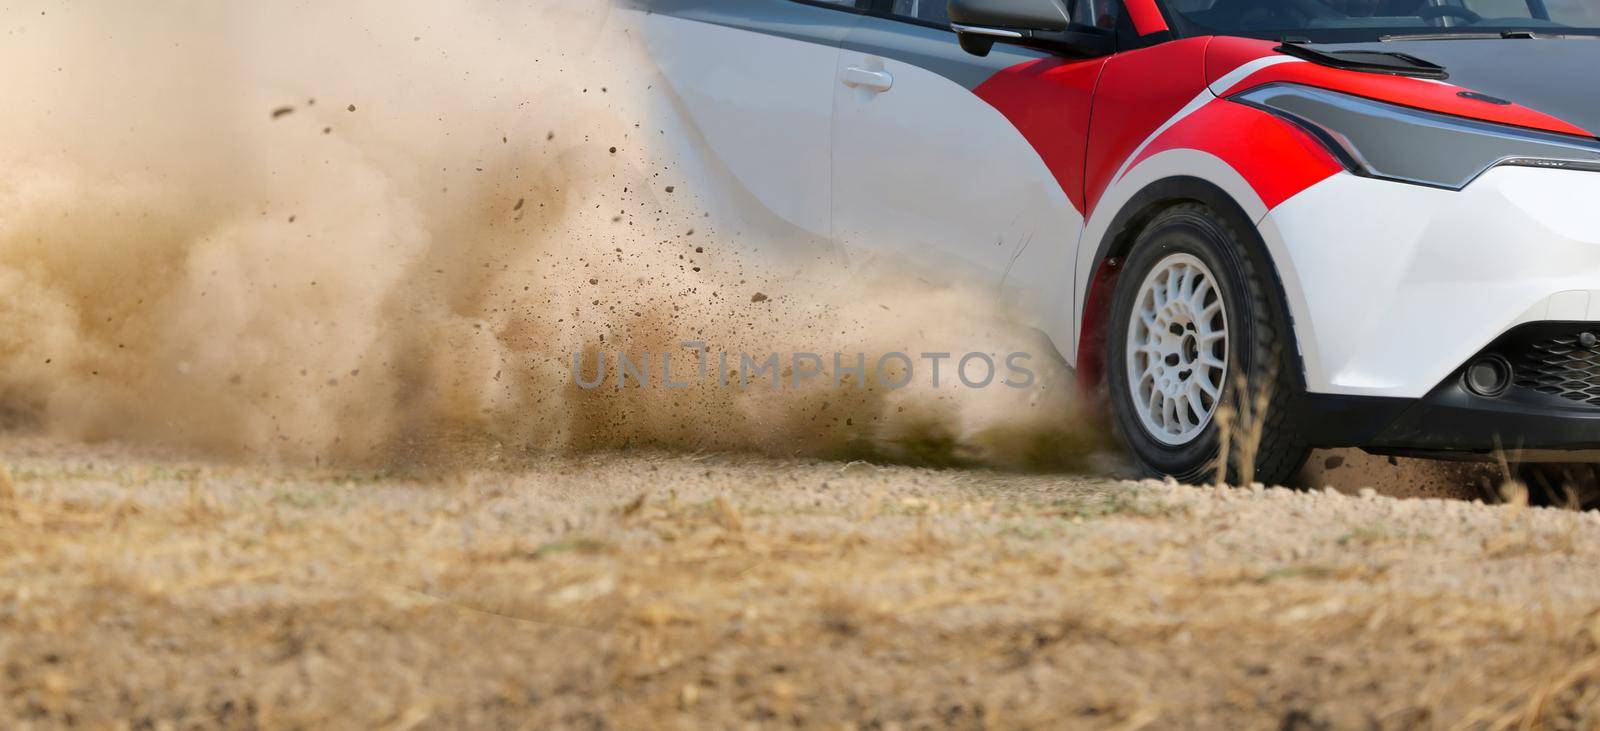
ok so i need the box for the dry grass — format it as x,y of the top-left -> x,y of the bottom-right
4,436 -> 1600,729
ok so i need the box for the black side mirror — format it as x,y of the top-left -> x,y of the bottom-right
948,0 -> 1114,57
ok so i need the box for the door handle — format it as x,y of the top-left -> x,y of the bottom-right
841,66 -> 893,93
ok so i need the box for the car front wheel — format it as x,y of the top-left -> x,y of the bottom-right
1105,203 -> 1308,486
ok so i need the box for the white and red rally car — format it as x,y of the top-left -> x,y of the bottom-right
625,0 -> 1600,485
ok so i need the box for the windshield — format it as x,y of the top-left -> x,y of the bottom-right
1166,0 -> 1600,42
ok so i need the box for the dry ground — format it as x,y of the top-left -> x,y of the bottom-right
4,435 -> 1600,730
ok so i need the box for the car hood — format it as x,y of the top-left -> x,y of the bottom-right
1315,39 -> 1600,137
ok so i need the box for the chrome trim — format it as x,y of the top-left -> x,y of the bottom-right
950,23 -> 1024,39
1500,157 -> 1600,174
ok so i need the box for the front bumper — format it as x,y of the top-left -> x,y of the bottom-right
1259,165 -> 1600,399
1299,322 -> 1600,458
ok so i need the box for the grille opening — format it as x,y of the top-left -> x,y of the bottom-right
1512,332 -> 1600,406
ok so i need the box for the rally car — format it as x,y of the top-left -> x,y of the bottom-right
625,0 -> 1600,486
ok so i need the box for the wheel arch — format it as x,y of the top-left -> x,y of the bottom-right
1076,174 -> 1306,395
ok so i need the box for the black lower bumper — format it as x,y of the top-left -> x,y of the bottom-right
1296,390 -> 1600,457
1298,322 -> 1600,458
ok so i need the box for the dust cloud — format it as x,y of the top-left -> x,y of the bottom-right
0,0 -> 1093,469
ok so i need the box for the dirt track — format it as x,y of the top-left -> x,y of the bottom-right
5,435 -> 1600,730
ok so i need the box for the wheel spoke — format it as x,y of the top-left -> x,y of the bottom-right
1176,392 -> 1197,429
1140,310 -> 1160,333
1123,252 -> 1231,447
1177,265 -> 1203,299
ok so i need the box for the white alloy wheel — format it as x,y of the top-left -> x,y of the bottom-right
1125,252 -> 1229,446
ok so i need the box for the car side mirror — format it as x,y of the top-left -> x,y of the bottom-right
949,0 -> 1114,58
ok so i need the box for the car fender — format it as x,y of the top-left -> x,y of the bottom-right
1074,145 -> 1333,393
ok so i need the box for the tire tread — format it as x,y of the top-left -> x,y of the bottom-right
1111,202 -> 1309,486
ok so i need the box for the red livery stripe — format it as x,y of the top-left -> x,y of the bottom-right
1128,99 -> 1344,210
972,56 -> 1107,215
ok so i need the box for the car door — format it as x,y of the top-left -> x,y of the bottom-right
830,1 -> 1113,349
626,0 -> 867,240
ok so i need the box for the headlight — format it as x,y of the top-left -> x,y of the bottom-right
1230,83 -> 1600,190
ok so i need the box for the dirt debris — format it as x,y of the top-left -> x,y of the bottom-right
1301,448 -> 1495,501
0,0 -> 1092,472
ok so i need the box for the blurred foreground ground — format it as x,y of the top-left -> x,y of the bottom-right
4,435 -> 1600,729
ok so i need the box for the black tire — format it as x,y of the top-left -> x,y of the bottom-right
1105,203 -> 1308,486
